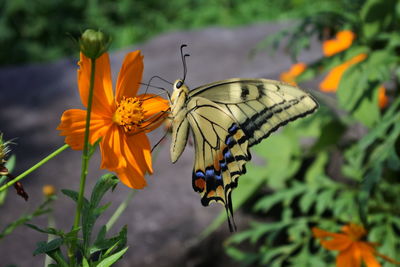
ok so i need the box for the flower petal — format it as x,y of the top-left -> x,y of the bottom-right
280,62 -> 307,85
378,86 -> 389,109
78,52 -> 115,117
99,125 -> 127,170
312,227 -> 352,251
341,223 -> 367,240
57,109 -> 110,150
115,163 -> 147,189
124,133 -> 153,174
323,30 -> 356,57
337,244 -> 362,267
138,94 -> 170,131
115,51 -> 144,101
358,243 -> 381,267
319,53 -> 367,92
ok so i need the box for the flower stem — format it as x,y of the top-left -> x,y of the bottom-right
106,190 -> 136,231
69,58 -> 96,264
0,144 -> 69,192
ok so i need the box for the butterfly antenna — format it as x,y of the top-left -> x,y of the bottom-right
140,82 -> 171,101
180,44 -> 190,83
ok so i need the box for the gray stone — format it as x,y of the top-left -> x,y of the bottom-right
0,23 -> 321,266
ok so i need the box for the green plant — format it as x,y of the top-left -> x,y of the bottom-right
216,0 -> 400,265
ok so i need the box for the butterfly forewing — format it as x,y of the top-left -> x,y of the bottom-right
189,79 -> 318,146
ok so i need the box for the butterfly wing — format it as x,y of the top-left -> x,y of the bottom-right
185,96 -> 250,230
183,79 -> 318,229
189,78 -> 319,147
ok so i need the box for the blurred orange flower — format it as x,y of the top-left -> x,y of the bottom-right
313,223 -> 400,267
378,86 -> 389,109
280,62 -> 307,85
319,53 -> 367,92
42,185 -> 56,196
323,30 -> 356,57
58,51 -> 169,188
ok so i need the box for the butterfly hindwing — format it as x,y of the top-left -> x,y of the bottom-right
185,97 -> 250,230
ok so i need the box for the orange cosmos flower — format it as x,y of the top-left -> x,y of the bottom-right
320,53 -> 367,92
323,30 -> 356,57
57,51 -> 169,188
313,223 -> 400,267
280,62 -> 307,85
377,86 -> 389,109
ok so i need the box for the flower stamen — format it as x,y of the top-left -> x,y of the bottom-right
113,96 -> 145,133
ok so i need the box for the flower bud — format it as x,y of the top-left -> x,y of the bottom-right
42,185 -> 56,197
79,29 -> 111,59
0,133 -> 11,165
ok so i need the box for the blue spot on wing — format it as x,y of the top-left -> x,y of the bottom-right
205,168 -> 214,178
195,170 -> 205,179
225,136 -> 235,147
224,150 -> 232,160
220,160 -> 227,171
228,124 -> 239,134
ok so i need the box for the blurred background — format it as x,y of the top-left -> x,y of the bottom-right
0,0 -> 337,67
1,0 -> 399,266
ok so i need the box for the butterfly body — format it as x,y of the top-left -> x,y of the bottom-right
169,78 -> 318,229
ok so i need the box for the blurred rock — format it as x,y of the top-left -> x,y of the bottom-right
0,22 -> 321,267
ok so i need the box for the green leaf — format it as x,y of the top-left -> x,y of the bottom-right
336,62 -> 367,112
252,128 -> 301,189
1,198 -> 53,239
253,183 -> 306,213
310,119 -> 346,153
96,247 -> 128,267
91,225 -> 127,255
82,174 -> 119,254
89,174 -> 119,208
315,189 -> 335,215
361,0 -> 397,39
25,223 -> 61,235
299,188 -> 318,214
82,257 -> 90,267
351,85 -> 380,128
225,246 -> 258,265
33,238 -> 63,256
61,189 -> 89,208
260,243 -> 298,265
358,164 -> 382,226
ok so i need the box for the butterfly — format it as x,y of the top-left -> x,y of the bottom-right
167,46 -> 319,231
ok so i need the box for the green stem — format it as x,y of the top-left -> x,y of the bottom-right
48,249 -> 69,267
44,201 -> 56,267
106,190 -> 136,231
0,144 -> 69,192
69,58 -> 96,263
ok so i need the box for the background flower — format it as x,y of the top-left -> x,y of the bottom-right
323,30 -> 356,57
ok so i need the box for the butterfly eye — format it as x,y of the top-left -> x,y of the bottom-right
176,81 -> 183,89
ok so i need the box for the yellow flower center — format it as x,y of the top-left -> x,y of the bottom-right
113,96 -> 144,133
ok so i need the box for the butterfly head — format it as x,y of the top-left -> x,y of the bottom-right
170,79 -> 189,117
171,79 -> 189,101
